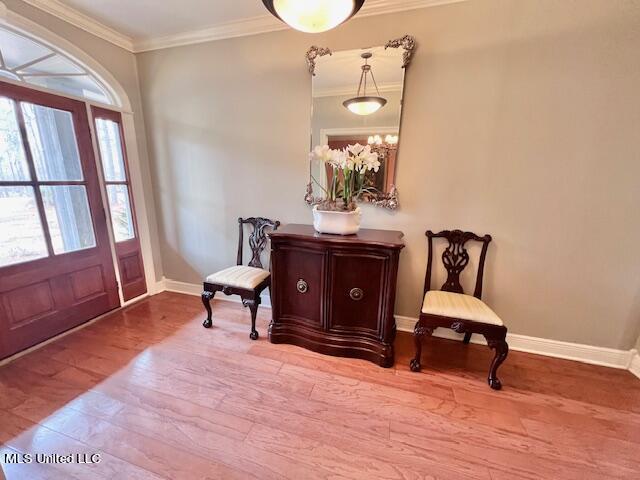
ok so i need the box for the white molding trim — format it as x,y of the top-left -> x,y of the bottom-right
314,82 -> 403,99
120,112 -> 160,296
132,0 -> 468,52
358,0 -> 467,18
162,278 -> 272,307
396,316 -> 637,371
133,14 -> 287,53
630,352 -> 640,380
156,278 -> 637,373
20,0 -> 133,51
20,0 -> 468,53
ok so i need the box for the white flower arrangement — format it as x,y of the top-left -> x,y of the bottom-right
310,143 -> 381,211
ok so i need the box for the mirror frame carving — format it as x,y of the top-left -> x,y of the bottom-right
305,35 -> 416,211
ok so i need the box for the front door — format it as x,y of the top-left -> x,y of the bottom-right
0,81 -> 119,359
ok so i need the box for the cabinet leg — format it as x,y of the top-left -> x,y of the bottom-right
463,332 -> 472,344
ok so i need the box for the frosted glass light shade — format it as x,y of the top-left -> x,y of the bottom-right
265,0 -> 364,33
343,96 -> 387,116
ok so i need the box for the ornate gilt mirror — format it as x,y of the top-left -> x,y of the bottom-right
305,35 -> 415,210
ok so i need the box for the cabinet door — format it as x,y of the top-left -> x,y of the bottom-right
273,245 -> 325,328
328,251 -> 387,336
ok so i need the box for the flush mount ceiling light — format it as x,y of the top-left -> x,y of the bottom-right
343,52 -> 387,116
262,0 -> 366,33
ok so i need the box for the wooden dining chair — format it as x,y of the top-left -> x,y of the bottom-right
202,217 -> 280,340
410,229 -> 509,390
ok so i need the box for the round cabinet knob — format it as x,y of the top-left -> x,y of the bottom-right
349,288 -> 364,301
296,279 -> 308,294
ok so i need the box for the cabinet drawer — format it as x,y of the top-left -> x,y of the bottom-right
328,251 -> 387,335
273,246 -> 325,328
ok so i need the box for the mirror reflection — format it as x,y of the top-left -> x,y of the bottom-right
310,44 -> 406,206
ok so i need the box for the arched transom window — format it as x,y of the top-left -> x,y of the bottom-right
0,24 -> 113,105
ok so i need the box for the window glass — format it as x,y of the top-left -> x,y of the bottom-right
0,25 -> 115,106
0,186 -> 48,267
95,118 -> 126,181
106,184 -> 135,242
17,55 -> 85,76
40,185 -> 96,254
0,27 -> 52,70
26,75 -> 111,105
22,102 -> 83,181
0,97 -> 30,181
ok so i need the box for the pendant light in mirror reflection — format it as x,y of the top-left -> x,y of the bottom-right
262,0 -> 365,33
343,52 -> 387,116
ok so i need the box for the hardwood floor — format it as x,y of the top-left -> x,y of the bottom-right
1,292 -> 639,479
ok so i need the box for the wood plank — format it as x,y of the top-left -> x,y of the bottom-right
9,400 -> 253,480
0,409 -> 162,480
0,291 -> 638,480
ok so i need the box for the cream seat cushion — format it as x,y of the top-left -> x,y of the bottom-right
421,291 -> 503,326
205,265 -> 270,289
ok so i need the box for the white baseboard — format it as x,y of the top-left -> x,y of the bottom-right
630,352 -> 640,379
157,278 -> 638,375
396,316 -> 637,371
161,277 -> 272,307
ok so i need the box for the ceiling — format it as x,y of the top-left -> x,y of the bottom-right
58,0 -> 266,39
313,46 -> 404,96
20,0 -> 466,52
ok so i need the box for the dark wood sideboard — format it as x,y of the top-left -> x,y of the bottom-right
268,224 -> 405,367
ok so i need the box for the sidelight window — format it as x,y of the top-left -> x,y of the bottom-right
94,110 -> 135,243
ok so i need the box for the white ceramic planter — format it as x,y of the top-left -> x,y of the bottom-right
312,206 -> 362,235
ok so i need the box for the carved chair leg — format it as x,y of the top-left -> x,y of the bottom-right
486,337 -> 509,390
463,332 -> 472,344
410,323 -> 434,372
242,298 -> 260,340
201,291 -> 215,328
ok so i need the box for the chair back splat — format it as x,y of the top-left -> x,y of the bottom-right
424,230 -> 492,299
237,217 -> 281,269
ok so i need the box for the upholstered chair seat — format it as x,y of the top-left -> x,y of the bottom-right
206,266 -> 270,290
421,291 -> 503,326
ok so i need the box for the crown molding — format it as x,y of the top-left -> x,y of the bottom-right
314,82 -> 403,98
20,0 -> 134,51
133,14 -> 287,53
20,0 -> 467,54
358,0 -> 466,18
134,0 -> 468,53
